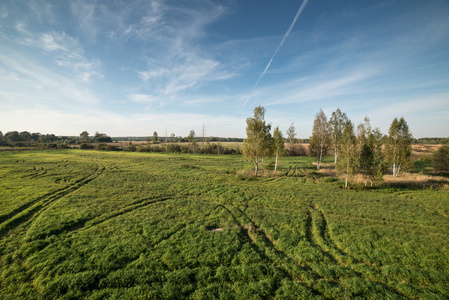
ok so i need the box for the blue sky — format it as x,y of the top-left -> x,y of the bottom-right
1,0 -> 448,138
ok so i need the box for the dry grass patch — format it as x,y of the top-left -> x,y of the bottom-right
383,172 -> 449,189
411,144 -> 441,160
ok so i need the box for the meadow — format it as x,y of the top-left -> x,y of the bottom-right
0,150 -> 448,299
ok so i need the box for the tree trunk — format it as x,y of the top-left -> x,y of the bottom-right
334,147 -> 338,164
345,151 -> 349,189
317,147 -> 323,170
275,152 -> 278,171
255,157 -> 258,176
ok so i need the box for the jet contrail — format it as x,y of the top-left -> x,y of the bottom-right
243,0 -> 310,108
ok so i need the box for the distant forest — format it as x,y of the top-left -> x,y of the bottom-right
415,137 -> 449,144
0,130 -> 447,149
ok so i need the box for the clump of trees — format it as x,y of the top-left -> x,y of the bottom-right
309,108 -> 413,188
0,130 -> 75,148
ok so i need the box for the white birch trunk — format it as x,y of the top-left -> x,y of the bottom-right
334,146 -> 338,164
275,152 -> 278,171
317,146 -> 323,170
255,157 -> 259,176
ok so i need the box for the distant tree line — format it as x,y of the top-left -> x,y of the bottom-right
415,137 -> 449,145
0,131 -> 75,148
115,136 -> 244,143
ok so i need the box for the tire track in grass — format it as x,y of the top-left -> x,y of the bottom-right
305,210 -> 339,264
235,205 -> 410,299
416,203 -> 449,221
213,203 -> 327,298
319,207 -> 449,298
0,165 -> 104,238
122,223 -> 188,271
309,206 -> 411,299
27,196 -> 178,240
0,170 -> 97,225
77,196 -> 177,233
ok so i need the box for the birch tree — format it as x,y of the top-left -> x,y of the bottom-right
152,131 -> 158,143
336,120 -> 357,189
188,130 -> 196,154
369,128 -> 386,184
329,108 -> 348,164
385,117 -> 413,177
201,123 -> 207,153
165,129 -> 168,152
286,123 -> 296,155
243,106 -> 272,176
309,109 -> 331,170
272,126 -> 285,171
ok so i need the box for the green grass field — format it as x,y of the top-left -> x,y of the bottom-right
1,150 -> 448,299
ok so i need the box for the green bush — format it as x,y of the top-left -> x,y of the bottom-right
432,145 -> 449,172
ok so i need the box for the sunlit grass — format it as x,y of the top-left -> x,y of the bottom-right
0,150 -> 448,299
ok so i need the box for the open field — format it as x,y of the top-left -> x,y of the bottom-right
1,150 -> 448,299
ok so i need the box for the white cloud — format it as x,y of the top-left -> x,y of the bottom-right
15,29 -> 103,84
0,48 -> 101,108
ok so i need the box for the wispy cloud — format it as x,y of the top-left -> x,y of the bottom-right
127,1 -> 234,104
14,27 -> 103,83
243,0 -> 310,108
0,45 -> 101,109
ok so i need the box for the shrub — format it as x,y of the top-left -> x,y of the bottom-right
94,143 -> 107,150
79,143 -> 94,150
432,145 -> 449,172
105,145 -> 119,151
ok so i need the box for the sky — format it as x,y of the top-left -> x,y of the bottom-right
1,0 -> 448,138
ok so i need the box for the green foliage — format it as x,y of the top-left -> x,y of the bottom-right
243,106 -> 272,176
309,109 -> 331,170
79,143 -> 94,150
359,125 -> 386,186
94,132 -> 112,143
0,150 -> 448,299
329,108 -> 348,163
153,131 -> 158,143
272,126 -> 285,171
80,131 -> 90,143
416,137 -> 449,145
433,145 -> 449,172
385,117 -> 413,177
336,120 -> 357,188
188,130 -> 197,154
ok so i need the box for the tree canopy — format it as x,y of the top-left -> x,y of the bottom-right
243,106 -> 272,176
309,109 -> 331,170
385,117 -> 413,177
